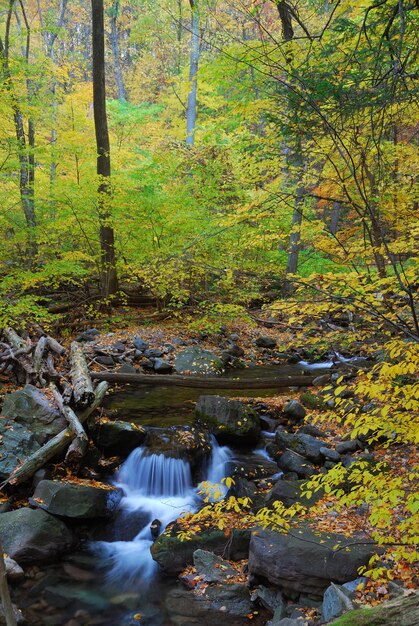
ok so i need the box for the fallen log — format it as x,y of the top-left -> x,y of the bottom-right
90,371 -> 316,389
46,335 -> 66,356
33,336 -> 47,385
51,384 -> 88,443
0,381 -> 109,488
3,327 -> 28,352
70,341 -> 95,408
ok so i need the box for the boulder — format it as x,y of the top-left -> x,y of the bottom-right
133,336 -> 149,351
320,447 -> 341,462
75,328 -> 100,342
1,384 -> 65,444
277,450 -> 316,478
250,586 -> 286,616
193,550 -> 237,582
0,507 -> 74,563
321,583 -> 354,622
165,584 -> 253,626
265,479 -> 322,508
196,396 -> 261,445
151,527 -> 251,575
276,429 -> 328,464
248,527 -> 376,596
30,480 -> 122,519
0,421 -> 40,480
153,358 -> 173,373
255,336 -> 277,349
144,348 -> 164,359
283,401 -> 306,421
227,452 -> 278,481
174,347 -> 223,375
145,427 -> 211,471
5,556 -> 25,582
92,420 -> 147,456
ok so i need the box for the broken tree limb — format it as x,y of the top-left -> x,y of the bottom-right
3,327 -> 28,351
51,383 -> 88,444
0,381 -> 109,489
46,335 -> 66,356
70,341 -> 95,409
33,336 -> 47,385
90,371 -> 316,389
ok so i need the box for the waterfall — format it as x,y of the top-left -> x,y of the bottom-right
95,437 -> 233,585
198,436 -> 233,501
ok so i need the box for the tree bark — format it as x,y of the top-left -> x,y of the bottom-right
0,543 -> 17,626
186,0 -> 200,145
70,341 -> 95,408
92,0 -> 118,297
91,371 -> 315,388
109,0 -> 127,101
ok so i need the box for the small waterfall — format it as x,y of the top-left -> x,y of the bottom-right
199,436 -> 233,501
94,448 -> 196,587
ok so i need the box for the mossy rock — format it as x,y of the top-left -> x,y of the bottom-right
328,593 -> 418,626
300,391 -> 327,410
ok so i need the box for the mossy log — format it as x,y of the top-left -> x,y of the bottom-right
329,593 -> 419,626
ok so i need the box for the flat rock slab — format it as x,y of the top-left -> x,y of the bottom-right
30,480 -> 122,519
0,507 -> 74,564
248,527 -> 376,596
174,347 -> 223,375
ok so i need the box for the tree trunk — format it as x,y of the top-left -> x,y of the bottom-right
284,146 -> 305,293
70,341 -> 95,408
109,0 -> 127,101
92,0 -> 119,297
329,201 -> 341,235
0,543 -> 17,626
186,0 -> 200,145
91,371 -> 315,388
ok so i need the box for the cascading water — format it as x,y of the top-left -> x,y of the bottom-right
94,438 -> 233,587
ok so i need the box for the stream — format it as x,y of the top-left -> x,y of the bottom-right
17,361 -> 333,626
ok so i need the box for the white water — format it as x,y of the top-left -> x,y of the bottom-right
94,439 -> 233,586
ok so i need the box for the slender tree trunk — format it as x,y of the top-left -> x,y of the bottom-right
329,201 -> 341,235
109,0 -> 127,101
0,543 -> 18,626
92,0 -> 118,297
285,147 -> 304,286
186,0 -> 200,146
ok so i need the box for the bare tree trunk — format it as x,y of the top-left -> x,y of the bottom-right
329,201 -> 341,235
0,543 -> 18,626
186,0 -> 200,146
109,0 -> 127,101
92,0 -> 119,297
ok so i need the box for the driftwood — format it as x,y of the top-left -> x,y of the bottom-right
45,335 -> 66,355
91,371 -> 315,389
70,341 -> 95,408
3,327 -> 28,351
0,381 -> 108,488
51,383 -> 88,464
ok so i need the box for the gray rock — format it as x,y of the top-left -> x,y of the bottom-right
248,527 -> 376,596
283,400 -> 306,420
277,450 -> 316,478
268,618 -> 304,626
133,336 -> 149,351
144,348 -> 164,358
0,603 -> 25,625
295,433 -> 327,463
153,358 -> 173,373
145,427 -> 211,470
336,440 -> 359,454
320,447 -> 341,462
342,577 -> 367,595
193,550 -> 237,582
0,507 -> 74,563
5,556 -> 25,582
255,336 -> 277,349
151,527 -> 251,575
1,384 -> 65,444
30,480 -> 122,519
117,363 -> 137,374
95,355 -> 114,366
312,374 -> 331,386
112,341 -> 126,352
93,420 -> 147,456
0,422 -> 40,479
298,423 -> 327,437
196,395 -> 261,445
174,347 -> 223,375
75,328 -> 100,342
321,582 -> 354,622
165,584 -> 253,625
265,479 -> 322,508
250,586 -> 285,616
226,344 -> 245,358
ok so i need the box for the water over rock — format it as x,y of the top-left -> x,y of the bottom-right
30,480 -> 122,519
248,527 -> 376,596
196,395 -> 261,445
0,507 -> 74,563
144,427 -> 211,473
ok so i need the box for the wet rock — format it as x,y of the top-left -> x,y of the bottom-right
255,336 -> 277,349
196,396 -> 261,446
283,400 -> 306,421
0,507 -> 74,563
0,421 -> 40,480
320,447 -> 341,462
227,453 -> 278,481
277,450 -> 316,478
174,347 -> 223,375
93,420 -> 147,456
145,427 -> 211,471
133,336 -> 149,351
248,527 -> 376,596
151,527 -> 251,575
321,582 -> 354,622
75,328 -> 100,342
265,478 -> 322,508
153,358 -> 173,373
250,586 -> 285,616
30,480 -> 122,519
193,550 -> 237,582
1,384 -> 65,444
165,584 -> 253,625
